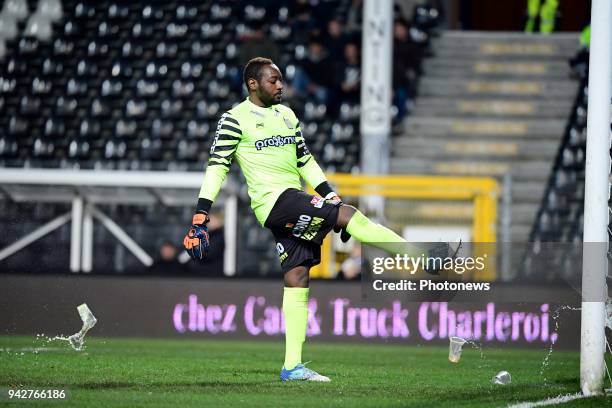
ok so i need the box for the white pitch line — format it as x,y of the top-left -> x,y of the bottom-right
506,393 -> 589,408
0,347 -> 67,353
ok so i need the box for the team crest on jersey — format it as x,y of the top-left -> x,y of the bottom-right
283,117 -> 293,129
310,196 -> 325,208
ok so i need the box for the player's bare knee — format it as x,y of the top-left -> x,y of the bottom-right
284,266 -> 309,288
336,205 -> 357,229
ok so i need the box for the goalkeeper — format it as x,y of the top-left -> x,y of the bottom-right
184,57 -> 433,382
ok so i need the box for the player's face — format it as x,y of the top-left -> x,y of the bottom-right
257,64 -> 284,106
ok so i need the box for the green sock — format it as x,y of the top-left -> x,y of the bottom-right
346,210 -> 418,255
282,287 -> 309,370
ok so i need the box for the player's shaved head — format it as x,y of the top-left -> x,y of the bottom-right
243,57 -> 275,90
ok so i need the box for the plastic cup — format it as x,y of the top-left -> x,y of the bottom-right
77,303 -> 97,330
448,336 -> 467,363
492,370 -> 512,385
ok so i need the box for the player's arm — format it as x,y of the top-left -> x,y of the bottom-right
294,119 -> 351,241
294,122 -> 339,202
184,112 -> 242,260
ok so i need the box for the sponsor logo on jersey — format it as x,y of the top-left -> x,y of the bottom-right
292,214 -> 324,240
256,122 -> 264,129
302,217 -> 324,240
310,196 -> 325,208
276,243 -> 288,263
255,135 -> 297,150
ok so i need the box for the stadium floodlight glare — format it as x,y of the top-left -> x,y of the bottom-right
580,0 -> 612,396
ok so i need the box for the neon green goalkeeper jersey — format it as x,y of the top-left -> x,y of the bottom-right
198,98 -> 328,225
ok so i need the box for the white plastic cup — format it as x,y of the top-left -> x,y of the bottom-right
448,336 -> 467,363
492,370 -> 512,385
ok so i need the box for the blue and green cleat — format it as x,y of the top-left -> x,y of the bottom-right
280,363 -> 331,382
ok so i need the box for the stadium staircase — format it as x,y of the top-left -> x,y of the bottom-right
390,30 -> 579,242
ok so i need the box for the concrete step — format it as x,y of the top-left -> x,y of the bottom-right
511,181 -> 546,204
389,158 -> 552,182
412,97 -> 573,118
384,201 -> 537,241
392,139 -> 559,160
422,59 -> 572,79
510,224 -> 532,242
403,117 -> 566,139
434,30 -> 579,47
432,43 -> 576,60
512,203 -> 540,226
385,200 -> 473,223
418,77 -> 579,98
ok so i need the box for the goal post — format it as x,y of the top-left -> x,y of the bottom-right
580,0 -> 612,396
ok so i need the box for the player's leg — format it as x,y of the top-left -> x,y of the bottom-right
280,264 -> 330,382
282,264 -> 309,371
335,205 -> 462,273
335,205 -> 409,254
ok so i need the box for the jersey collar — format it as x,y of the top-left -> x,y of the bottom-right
246,97 -> 281,117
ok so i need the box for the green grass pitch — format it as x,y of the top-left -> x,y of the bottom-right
0,336 -> 610,407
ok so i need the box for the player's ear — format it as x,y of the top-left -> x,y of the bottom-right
247,78 -> 258,92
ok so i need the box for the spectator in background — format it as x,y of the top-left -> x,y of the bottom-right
292,36 -> 333,106
289,0 -> 319,44
149,241 -> 187,274
392,19 -> 421,122
345,0 -> 362,35
236,21 -> 280,91
336,41 -> 361,104
336,244 -> 363,281
325,18 -> 346,58
238,20 -> 280,67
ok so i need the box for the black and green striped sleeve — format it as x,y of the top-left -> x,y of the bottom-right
295,122 -> 327,191
198,112 -> 242,203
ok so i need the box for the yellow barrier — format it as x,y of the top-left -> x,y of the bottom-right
309,174 -> 499,280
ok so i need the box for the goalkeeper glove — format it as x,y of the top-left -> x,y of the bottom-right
183,212 -> 210,260
327,193 -> 352,243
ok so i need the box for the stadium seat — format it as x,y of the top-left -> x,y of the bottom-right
43,118 -> 65,138
151,119 -> 174,139
19,95 -> 41,115
42,57 -> 63,76
0,13 -> 19,41
115,119 -> 137,138
24,12 -> 53,42
126,99 -> 147,118
36,0 -> 64,23
136,79 -> 158,98
2,0 -> 29,22
74,2 -> 94,19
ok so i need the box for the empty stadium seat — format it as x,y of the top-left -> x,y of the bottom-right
24,13 -> 53,41
2,0 -> 29,22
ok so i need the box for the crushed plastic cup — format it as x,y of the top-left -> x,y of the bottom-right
492,370 -> 512,385
448,336 -> 467,363
68,304 -> 97,351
